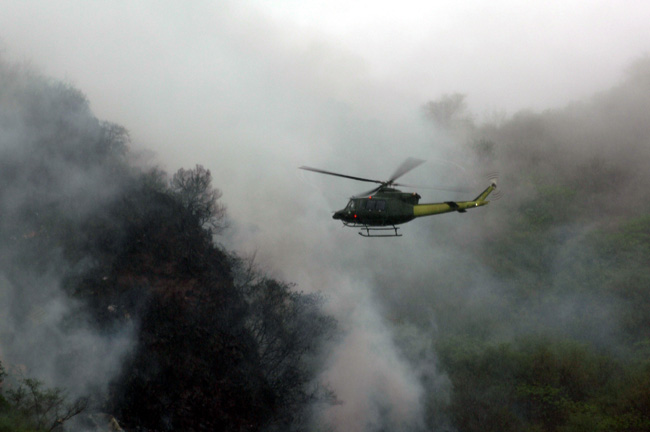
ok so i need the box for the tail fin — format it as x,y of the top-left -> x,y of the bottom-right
413,181 -> 497,218
473,181 -> 497,203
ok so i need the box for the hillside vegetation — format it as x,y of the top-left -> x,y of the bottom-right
2,53 -> 650,432
404,58 -> 650,431
0,58 -> 335,431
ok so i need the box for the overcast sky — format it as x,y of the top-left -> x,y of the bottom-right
3,1 -> 649,158
2,2 -> 650,429
2,0 -> 648,253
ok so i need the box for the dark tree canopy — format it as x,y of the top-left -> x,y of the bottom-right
0,57 -> 337,432
170,164 -> 226,232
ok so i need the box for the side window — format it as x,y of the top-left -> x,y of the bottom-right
364,200 -> 385,211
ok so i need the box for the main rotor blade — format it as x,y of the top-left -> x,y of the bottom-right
299,166 -> 383,184
393,182 -> 473,193
388,158 -> 425,183
353,185 -> 384,198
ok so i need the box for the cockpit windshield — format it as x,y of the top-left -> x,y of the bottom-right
345,200 -> 355,210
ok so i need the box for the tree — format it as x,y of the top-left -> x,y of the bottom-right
0,362 -> 87,432
424,93 -> 473,130
170,165 -> 226,232
232,255 -> 338,430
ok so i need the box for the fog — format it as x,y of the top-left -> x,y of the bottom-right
2,1 -> 650,430
0,63 -> 135,402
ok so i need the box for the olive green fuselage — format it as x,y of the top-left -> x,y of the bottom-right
332,184 -> 494,227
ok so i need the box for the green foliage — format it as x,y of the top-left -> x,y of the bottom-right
430,94 -> 650,427
0,364 -> 86,432
442,108 -> 650,429
437,337 -> 650,432
552,216 -> 650,341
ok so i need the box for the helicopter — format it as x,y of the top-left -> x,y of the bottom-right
299,158 -> 496,237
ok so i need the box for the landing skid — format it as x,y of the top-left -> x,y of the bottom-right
342,222 -> 402,237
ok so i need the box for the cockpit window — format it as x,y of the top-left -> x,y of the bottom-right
346,200 -> 355,210
365,199 -> 386,211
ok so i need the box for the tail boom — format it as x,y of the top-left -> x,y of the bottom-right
412,183 -> 496,218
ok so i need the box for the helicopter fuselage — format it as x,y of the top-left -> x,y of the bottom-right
332,188 -> 421,226
332,184 -> 495,228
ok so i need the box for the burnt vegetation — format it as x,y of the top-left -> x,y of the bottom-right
0,59 -> 335,431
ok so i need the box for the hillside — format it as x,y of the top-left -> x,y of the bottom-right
382,58 -> 650,431
2,54 -> 650,432
0,58 -> 335,431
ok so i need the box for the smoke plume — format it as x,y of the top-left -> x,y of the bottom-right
0,59 -> 134,402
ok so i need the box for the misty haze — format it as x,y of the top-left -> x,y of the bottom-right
1,2 -> 650,432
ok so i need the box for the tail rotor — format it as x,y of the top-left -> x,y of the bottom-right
485,171 -> 502,200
